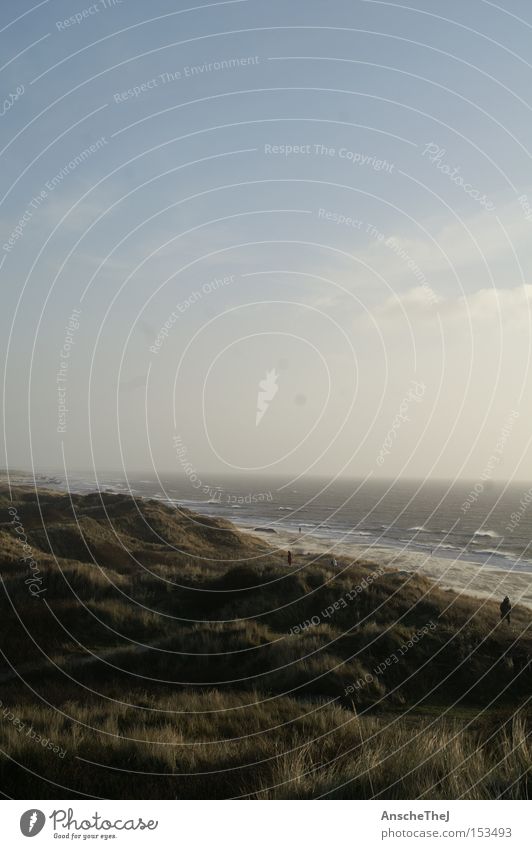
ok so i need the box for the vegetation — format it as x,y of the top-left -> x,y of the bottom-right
0,486 -> 530,798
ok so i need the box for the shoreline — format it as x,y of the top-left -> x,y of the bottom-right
241,523 -> 532,611
3,474 -> 531,611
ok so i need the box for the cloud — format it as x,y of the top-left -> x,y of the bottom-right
376,283 -> 532,328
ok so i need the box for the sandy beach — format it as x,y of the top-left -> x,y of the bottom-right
245,525 -> 532,611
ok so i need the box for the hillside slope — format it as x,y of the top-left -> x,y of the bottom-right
0,486 -> 530,799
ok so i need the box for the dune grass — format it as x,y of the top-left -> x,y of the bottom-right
0,486 -> 530,799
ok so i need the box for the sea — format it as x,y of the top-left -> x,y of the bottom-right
16,471 -> 532,578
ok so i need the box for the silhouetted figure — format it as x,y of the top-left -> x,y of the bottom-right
287,550 -> 292,566
500,595 -> 512,625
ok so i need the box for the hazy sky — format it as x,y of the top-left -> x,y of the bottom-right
2,0 -> 532,484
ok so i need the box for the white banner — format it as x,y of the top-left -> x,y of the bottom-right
2,800 -> 530,848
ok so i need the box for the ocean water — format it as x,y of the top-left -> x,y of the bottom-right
22,471 -> 532,576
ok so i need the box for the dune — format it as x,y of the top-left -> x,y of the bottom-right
246,526 -> 532,611
0,485 -> 530,800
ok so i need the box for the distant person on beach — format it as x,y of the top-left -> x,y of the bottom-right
299,526 -> 301,534
500,596 -> 512,625
331,557 -> 338,568
287,550 -> 292,566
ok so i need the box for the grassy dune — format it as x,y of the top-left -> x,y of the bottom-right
0,486 -> 530,799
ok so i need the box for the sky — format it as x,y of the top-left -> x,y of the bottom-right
2,0 -> 532,485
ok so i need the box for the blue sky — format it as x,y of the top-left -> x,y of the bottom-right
2,0 -> 532,483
